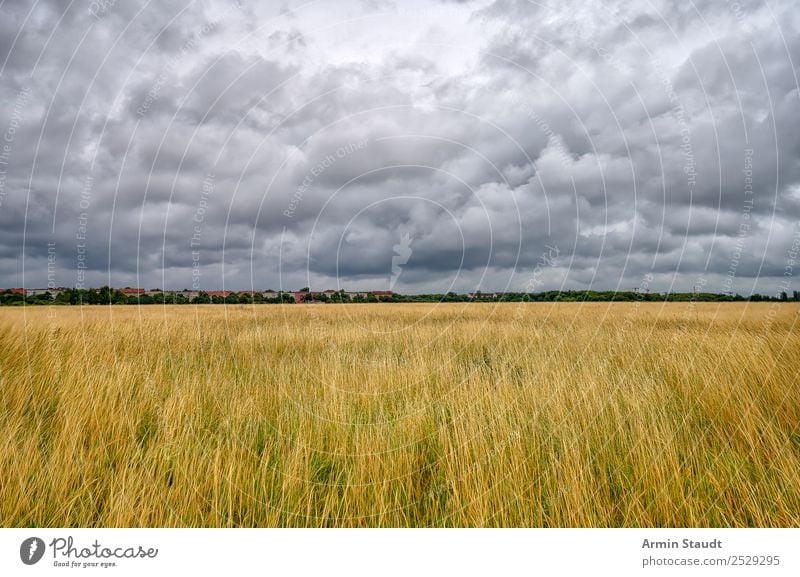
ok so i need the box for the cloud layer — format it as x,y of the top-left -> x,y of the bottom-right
1,0 -> 799,294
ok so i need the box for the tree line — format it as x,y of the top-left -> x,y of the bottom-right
2,287 -> 799,305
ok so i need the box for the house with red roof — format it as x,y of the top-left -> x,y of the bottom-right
207,291 -> 232,298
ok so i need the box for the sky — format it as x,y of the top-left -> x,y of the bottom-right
0,0 -> 799,294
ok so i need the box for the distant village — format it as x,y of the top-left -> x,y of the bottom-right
0,287 -> 397,304
1,286 -> 799,305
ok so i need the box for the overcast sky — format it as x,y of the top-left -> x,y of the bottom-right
1,0 -> 799,294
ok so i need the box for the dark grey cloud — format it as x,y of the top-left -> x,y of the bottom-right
1,0 -> 799,294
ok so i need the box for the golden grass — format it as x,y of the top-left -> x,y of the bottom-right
1,302 -> 799,527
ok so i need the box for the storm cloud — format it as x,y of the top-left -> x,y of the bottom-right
1,0 -> 799,294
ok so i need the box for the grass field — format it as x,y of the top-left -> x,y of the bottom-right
1,302 -> 799,527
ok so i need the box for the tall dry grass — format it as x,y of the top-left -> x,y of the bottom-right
1,302 -> 799,527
